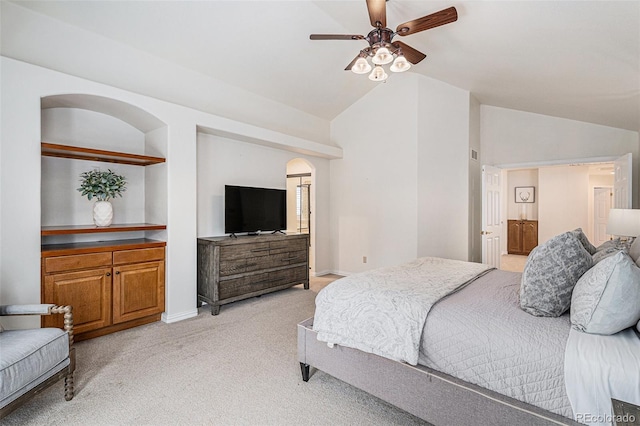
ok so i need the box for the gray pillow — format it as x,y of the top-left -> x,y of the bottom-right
571,228 -> 596,255
520,231 -> 593,317
592,247 -> 626,264
571,252 -> 640,335
595,238 -> 623,252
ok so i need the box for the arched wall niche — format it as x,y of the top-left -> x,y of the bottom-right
41,93 -> 166,133
40,93 -> 168,244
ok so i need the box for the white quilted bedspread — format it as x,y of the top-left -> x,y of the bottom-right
419,269 -> 574,418
313,257 -> 493,365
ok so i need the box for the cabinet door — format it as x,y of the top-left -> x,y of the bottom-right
43,268 -> 112,334
112,261 -> 165,324
522,221 -> 539,254
507,221 -> 523,254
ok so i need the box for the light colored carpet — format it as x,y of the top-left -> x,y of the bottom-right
3,275 -> 428,425
500,254 -> 528,273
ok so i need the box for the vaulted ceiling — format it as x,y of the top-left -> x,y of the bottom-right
11,1 -> 640,132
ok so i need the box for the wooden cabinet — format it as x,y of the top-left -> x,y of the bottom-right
40,142 -> 167,340
197,234 -> 309,315
507,220 -> 538,255
42,239 -> 165,341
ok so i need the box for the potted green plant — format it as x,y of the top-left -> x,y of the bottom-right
77,168 -> 127,227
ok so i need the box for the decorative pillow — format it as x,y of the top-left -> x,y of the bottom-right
629,237 -> 640,264
592,247 -> 626,264
595,238 -> 622,252
571,252 -> 640,335
571,228 -> 596,255
520,231 -> 593,317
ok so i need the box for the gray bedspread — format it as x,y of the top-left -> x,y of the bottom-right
419,269 -> 573,418
314,257 -> 494,365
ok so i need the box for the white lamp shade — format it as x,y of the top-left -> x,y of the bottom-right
351,57 -> 372,74
606,208 -> 640,237
368,65 -> 388,81
390,55 -> 411,72
372,47 -> 393,65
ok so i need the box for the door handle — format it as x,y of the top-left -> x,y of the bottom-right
481,231 -> 493,235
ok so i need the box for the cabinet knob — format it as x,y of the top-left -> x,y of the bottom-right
106,272 -> 111,276
115,271 -> 120,275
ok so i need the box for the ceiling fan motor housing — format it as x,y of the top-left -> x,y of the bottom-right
367,27 -> 394,50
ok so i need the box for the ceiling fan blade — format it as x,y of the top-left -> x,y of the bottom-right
366,0 -> 386,28
396,6 -> 458,36
310,34 -> 365,41
391,41 -> 426,64
344,54 -> 362,71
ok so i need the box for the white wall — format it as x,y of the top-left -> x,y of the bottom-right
538,165 -> 590,244
330,76 -> 419,274
330,74 -> 474,274
468,95 -> 482,262
417,77 -> 472,261
0,57 -> 338,328
507,169 -> 539,220
0,1 -> 332,145
481,106 -> 640,206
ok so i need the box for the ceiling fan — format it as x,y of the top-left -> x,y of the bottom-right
310,0 -> 457,81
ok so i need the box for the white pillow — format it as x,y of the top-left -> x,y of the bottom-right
629,237 -> 640,264
571,252 -> 640,335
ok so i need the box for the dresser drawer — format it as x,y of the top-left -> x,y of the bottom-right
269,265 -> 308,285
44,252 -> 113,273
219,273 -> 270,300
220,242 -> 269,260
113,247 -> 165,265
269,238 -> 307,254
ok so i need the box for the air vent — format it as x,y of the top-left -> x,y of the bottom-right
470,149 -> 478,161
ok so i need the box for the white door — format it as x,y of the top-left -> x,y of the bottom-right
482,165 -> 502,268
594,187 -> 612,246
614,153 -> 632,208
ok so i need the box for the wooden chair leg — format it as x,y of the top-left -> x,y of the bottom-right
64,372 -> 74,401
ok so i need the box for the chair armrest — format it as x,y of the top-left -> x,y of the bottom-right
0,304 -> 56,316
0,304 -> 74,347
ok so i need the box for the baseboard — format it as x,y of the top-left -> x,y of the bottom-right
313,270 -> 351,277
161,309 -> 198,324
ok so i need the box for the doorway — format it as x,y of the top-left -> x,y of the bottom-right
593,187 -> 613,246
286,159 -> 315,274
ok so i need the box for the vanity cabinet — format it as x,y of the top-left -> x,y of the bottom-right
42,239 -> 165,341
197,234 -> 309,315
507,220 -> 538,255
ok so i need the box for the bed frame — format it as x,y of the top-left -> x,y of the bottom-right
298,317 -> 581,426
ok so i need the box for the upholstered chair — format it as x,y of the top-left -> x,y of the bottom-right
0,304 -> 75,418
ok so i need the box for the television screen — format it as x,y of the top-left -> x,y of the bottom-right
224,185 -> 287,234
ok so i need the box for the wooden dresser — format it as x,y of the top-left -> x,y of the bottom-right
507,220 -> 538,255
197,233 -> 309,315
41,239 -> 165,341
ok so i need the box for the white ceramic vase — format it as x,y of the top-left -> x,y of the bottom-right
93,200 -> 113,227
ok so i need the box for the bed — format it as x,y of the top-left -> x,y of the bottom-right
298,256 -> 640,426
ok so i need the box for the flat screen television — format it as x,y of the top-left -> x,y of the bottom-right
224,185 -> 287,234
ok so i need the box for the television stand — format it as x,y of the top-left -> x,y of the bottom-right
272,230 -> 286,235
197,233 -> 310,315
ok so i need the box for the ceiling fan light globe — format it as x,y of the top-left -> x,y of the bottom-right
372,47 -> 393,65
368,65 -> 388,82
390,55 -> 411,73
352,57 -> 372,74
